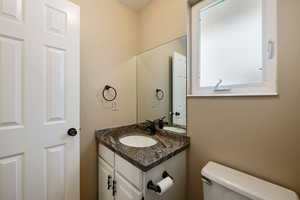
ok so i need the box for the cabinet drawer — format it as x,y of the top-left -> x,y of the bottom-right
98,144 -> 114,166
115,154 -> 143,190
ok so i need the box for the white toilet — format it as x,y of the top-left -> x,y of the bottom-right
201,162 -> 299,200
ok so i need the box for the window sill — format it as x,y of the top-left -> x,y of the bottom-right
187,92 -> 278,98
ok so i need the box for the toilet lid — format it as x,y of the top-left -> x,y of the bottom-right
201,162 -> 299,200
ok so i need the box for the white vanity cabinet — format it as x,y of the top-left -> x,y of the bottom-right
98,144 -> 187,200
114,173 -> 143,200
99,158 -> 114,200
98,144 -> 143,200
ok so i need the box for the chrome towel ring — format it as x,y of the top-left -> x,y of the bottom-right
102,85 -> 117,102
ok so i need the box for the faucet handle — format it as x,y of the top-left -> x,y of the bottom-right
160,116 -> 166,120
146,120 -> 155,126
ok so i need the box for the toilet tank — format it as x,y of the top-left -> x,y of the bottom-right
201,162 -> 299,200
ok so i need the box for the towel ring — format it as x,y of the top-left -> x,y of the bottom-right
156,89 -> 164,100
102,85 -> 117,102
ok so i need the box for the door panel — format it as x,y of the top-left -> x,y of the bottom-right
0,154 -> 23,200
46,5 -> 67,36
45,46 -> 66,123
0,0 -> 23,22
45,145 -> 66,200
0,0 -> 80,200
0,36 -> 23,129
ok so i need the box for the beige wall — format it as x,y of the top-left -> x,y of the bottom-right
187,0 -> 300,199
69,0 -> 139,199
67,0 -> 187,199
71,0 -> 300,199
138,0 -> 187,52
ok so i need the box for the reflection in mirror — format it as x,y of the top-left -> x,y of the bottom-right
137,37 -> 187,134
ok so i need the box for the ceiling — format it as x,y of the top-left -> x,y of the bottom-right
117,0 -> 152,11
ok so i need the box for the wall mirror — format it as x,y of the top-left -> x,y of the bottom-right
137,36 -> 187,134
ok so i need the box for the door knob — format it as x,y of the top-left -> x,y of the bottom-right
170,112 -> 181,116
67,128 -> 78,136
175,112 -> 180,116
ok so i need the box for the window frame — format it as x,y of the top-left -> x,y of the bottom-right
190,0 -> 278,97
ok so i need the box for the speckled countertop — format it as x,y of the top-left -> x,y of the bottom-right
95,124 -> 190,172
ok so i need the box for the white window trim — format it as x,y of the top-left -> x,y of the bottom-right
190,0 -> 278,97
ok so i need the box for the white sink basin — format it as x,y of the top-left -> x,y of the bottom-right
163,126 -> 186,134
119,135 -> 157,148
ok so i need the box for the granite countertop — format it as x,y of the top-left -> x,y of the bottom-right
95,124 -> 190,172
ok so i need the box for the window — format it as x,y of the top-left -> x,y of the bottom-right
191,0 -> 277,96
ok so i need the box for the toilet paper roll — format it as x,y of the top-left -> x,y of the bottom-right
157,177 -> 174,196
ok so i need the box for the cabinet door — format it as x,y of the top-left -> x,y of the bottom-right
99,158 -> 114,200
115,173 -> 143,200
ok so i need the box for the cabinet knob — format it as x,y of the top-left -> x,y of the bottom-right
107,175 -> 112,190
113,180 -> 117,196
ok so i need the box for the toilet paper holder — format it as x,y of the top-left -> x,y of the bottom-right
147,171 -> 174,193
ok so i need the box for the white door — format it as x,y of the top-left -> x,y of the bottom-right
172,52 -> 187,126
115,173 -> 142,200
99,158 -> 114,200
0,0 -> 80,200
